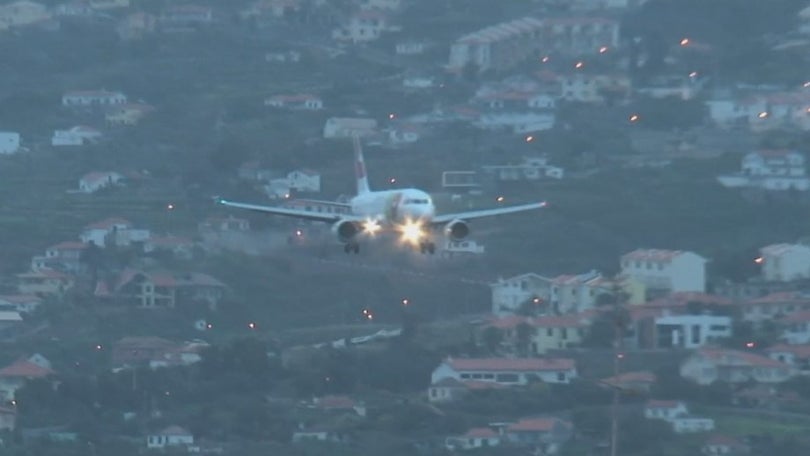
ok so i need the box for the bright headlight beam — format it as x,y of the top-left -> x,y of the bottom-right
399,219 -> 424,245
362,219 -> 382,236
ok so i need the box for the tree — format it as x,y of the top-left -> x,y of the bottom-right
515,322 -> 533,357
482,327 -> 504,354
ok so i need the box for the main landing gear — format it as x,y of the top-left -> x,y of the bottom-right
343,242 -> 360,254
419,241 -> 436,255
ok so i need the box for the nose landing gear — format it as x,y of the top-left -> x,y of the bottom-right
418,241 -> 436,255
343,242 -> 360,254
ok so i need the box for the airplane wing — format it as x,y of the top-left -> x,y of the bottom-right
218,199 -> 350,223
430,201 -> 547,225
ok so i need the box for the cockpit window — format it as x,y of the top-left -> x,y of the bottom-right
404,198 -> 430,204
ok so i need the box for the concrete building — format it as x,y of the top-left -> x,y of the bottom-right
620,249 -> 707,293
654,314 -> 732,349
758,243 -> 810,282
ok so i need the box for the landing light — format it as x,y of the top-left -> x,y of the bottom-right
398,219 -> 424,245
363,219 -> 382,236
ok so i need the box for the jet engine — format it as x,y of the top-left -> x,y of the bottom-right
444,219 -> 470,240
331,220 -> 360,243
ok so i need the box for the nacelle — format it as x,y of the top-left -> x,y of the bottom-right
331,220 -> 359,243
444,219 -> 470,240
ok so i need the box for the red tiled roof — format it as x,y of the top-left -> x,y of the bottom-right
48,241 -> 88,251
0,360 -> 53,378
621,249 -> 691,262
316,395 -> 355,409
446,357 -> 575,372
646,292 -> 732,308
147,236 -> 193,247
64,90 -> 124,98
697,348 -> 788,368
746,292 -> 810,305
780,310 -> 810,323
84,217 -> 131,230
463,427 -> 498,438
766,344 -> 810,359
508,417 -> 568,432
81,171 -> 119,185
602,370 -> 656,385
704,434 -> 747,448
0,295 -> 41,304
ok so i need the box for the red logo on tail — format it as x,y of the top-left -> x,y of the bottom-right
355,162 -> 366,179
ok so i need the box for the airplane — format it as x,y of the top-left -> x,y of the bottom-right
218,136 -> 546,254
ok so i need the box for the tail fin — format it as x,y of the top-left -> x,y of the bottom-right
352,135 -> 371,195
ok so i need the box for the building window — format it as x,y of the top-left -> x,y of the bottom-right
495,373 -> 519,383
557,372 -> 566,382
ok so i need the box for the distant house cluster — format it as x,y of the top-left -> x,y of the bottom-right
447,16 -> 620,73
237,161 -> 322,199
718,150 -> 810,192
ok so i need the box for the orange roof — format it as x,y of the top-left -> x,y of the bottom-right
508,417 -> 568,432
646,292 -> 732,308
463,427 -> 498,438
85,217 -> 131,230
697,348 -> 788,368
622,249 -> 691,262
316,395 -> 356,409
0,360 -> 53,378
602,370 -> 656,385
48,241 -> 88,251
766,344 -> 810,359
780,310 -> 810,323
445,357 -> 575,372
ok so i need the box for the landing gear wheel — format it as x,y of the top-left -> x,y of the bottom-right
344,242 -> 360,254
419,241 -> 436,255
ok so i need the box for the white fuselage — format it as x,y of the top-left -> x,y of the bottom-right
349,188 -> 435,224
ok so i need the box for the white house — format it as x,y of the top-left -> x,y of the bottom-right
332,9 -> 393,43
430,357 -> 577,386
482,157 -> 564,181
52,126 -> 103,146
396,41 -> 426,55
286,169 -> 320,193
702,434 -> 750,455
718,150 -> 810,191
0,295 -> 42,313
80,217 -> 149,248
323,117 -> 378,139
388,123 -> 423,145
473,112 -> 555,134
264,94 -> 323,110
0,132 -> 20,154
79,171 -> 124,193
758,243 -> 810,282
402,76 -> 435,89
654,314 -> 732,349
644,400 -> 688,420
146,425 -> 194,449
62,90 -> 127,106
680,348 -> 795,385
644,400 -> 715,434
490,273 -> 554,316
620,249 -> 707,293
445,427 -> 501,451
